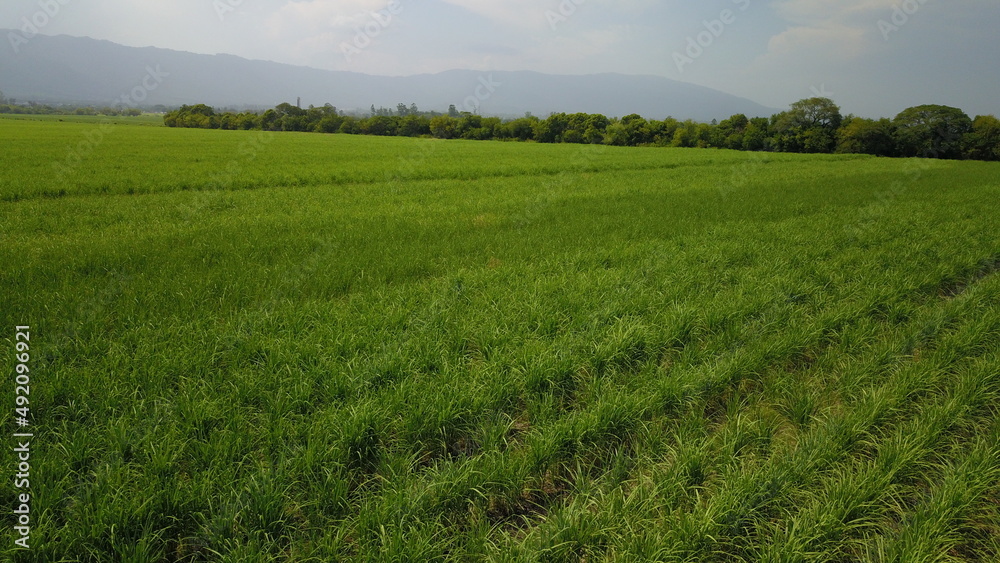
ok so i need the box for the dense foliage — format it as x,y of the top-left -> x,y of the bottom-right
164,98 -> 1000,161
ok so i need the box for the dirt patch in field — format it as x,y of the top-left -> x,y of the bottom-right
487,470 -> 572,538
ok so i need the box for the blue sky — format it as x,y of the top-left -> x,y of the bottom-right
3,0 -> 998,118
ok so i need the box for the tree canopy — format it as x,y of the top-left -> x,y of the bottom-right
893,105 -> 972,159
160,99 -> 1000,162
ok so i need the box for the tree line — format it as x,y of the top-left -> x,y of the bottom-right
0,91 -> 169,116
162,97 -> 1000,161
0,103 -> 146,117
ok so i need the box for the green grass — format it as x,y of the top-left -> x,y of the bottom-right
0,112 -> 164,127
1,119 -> 999,561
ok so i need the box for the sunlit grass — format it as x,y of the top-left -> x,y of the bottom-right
1,119 -> 998,561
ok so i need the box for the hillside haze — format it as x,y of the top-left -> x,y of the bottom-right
0,32 -> 775,120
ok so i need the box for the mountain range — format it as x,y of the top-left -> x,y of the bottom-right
0,32 -> 777,120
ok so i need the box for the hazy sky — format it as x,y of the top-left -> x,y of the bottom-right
3,0 -> 998,117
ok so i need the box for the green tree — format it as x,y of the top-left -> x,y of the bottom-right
771,98 -> 842,153
274,102 -> 306,118
583,114 -> 609,144
668,120 -> 714,148
670,120 -> 700,148
562,113 -> 591,144
338,116 -> 360,134
456,114 -> 483,139
480,117 -> 502,140
654,118 -> 680,146
621,114 -> 651,146
893,105 -> 971,159
534,113 -> 568,143
398,115 -> 430,137
280,115 -> 308,132
315,114 -> 345,134
741,118 -> 770,151
305,105 -> 323,124
361,115 -> 398,136
695,123 -> 714,148
430,115 -> 456,139
237,113 -> 259,130
185,104 -> 215,117
790,98 -> 841,129
604,121 -> 629,146
163,104 -> 217,128
259,109 -> 280,131
964,115 -> 1000,161
836,117 -> 896,156
714,114 -> 749,149
503,117 -> 537,141
562,128 -> 584,144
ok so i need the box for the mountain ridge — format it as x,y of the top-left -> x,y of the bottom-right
0,32 -> 778,120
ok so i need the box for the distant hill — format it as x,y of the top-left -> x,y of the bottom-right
0,32 -> 777,120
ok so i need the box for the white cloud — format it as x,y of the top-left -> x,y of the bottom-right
259,0 -> 414,70
266,0 -> 394,36
437,0 -> 554,30
765,22 -> 867,61
438,0 -> 656,33
748,0 -> 890,76
545,25 -> 632,62
771,0 -> 888,24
